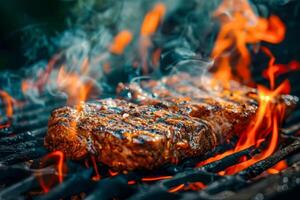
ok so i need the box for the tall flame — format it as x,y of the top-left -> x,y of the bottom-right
197,0 -> 292,175
211,0 -> 285,83
57,67 -> 92,105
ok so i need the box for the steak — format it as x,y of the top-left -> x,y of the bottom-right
45,73 -> 298,171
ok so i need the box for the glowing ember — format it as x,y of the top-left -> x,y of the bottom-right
263,60 -> 300,83
186,182 -> 206,191
127,180 -> 136,185
212,0 -> 285,83
141,175 -> 172,182
140,2 -> 166,74
168,184 -> 185,193
57,65 -> 93,105
108,169 -> 119,176
37,151 -> 65,193
109,30 -> 133,55
267,160 -> 288,174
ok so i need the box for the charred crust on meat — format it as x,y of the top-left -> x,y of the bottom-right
45,73 -> 298,171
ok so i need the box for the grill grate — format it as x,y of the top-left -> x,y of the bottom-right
0,94 -> 300,200
1,71 -> 300,200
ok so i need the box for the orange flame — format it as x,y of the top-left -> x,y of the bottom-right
139,3 -> 166,75
263,60 -> 300,82
37,151 -> 65,193
140,3 -> 166,37
109,30 -> 133,55
0,90 -> 14,118
21,54 -> 95,106
127,180 -> 136,185
57,65 -> 93,105
198,0 -> 291,175
212,0 -> 285,83
267,160 -> 288,174
0,90 -> 15,128
91,156 -> 101,181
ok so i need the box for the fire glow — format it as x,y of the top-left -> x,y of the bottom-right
212,0 -> 285,83
197,0 -> 294,174
36,151 -> 65,193
0,90 -> 15,129
0,0 -> 299,195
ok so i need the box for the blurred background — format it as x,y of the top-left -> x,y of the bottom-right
0,0 -> 75,71
0,0 -> 299,71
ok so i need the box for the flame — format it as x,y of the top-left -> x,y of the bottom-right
21,54 -> 95,106
37,151 -> 65,193
186,182 -> 206,191
198,52 -> 291,174
212,0 -> 285,83
0,90 -> 15,128
91,156 -> 101,181
263,60 -> 300,82
22,54 -> 60,95
139,2 -> 166,74
197,0 -> 291,175
57,65 -> 93,105
267,160 -> 288,174
140,3 -> 166,37
109,30 -> 133,55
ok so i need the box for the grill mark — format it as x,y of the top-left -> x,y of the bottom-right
83,102 -> 187,147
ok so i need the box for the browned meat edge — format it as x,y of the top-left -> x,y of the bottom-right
45,73 -> 298,171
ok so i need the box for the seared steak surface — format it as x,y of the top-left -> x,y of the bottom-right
45,73 -> 298,171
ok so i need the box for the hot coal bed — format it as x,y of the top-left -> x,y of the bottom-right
1,0 -> 300,200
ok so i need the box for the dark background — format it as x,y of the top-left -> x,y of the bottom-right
0,0 -> 299,71
0,0 -> 75,71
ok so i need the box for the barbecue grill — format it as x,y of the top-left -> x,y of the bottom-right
1,0 -> 300,199
1,64 -> 300,200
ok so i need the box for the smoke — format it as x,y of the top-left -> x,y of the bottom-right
0,0 -> 281,104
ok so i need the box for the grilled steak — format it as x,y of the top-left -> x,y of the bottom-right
45,99 -> 218,171
117,73 -> 296,143
45,73 -> 298,171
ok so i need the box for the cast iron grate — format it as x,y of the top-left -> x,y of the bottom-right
0,71 -> 300,200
